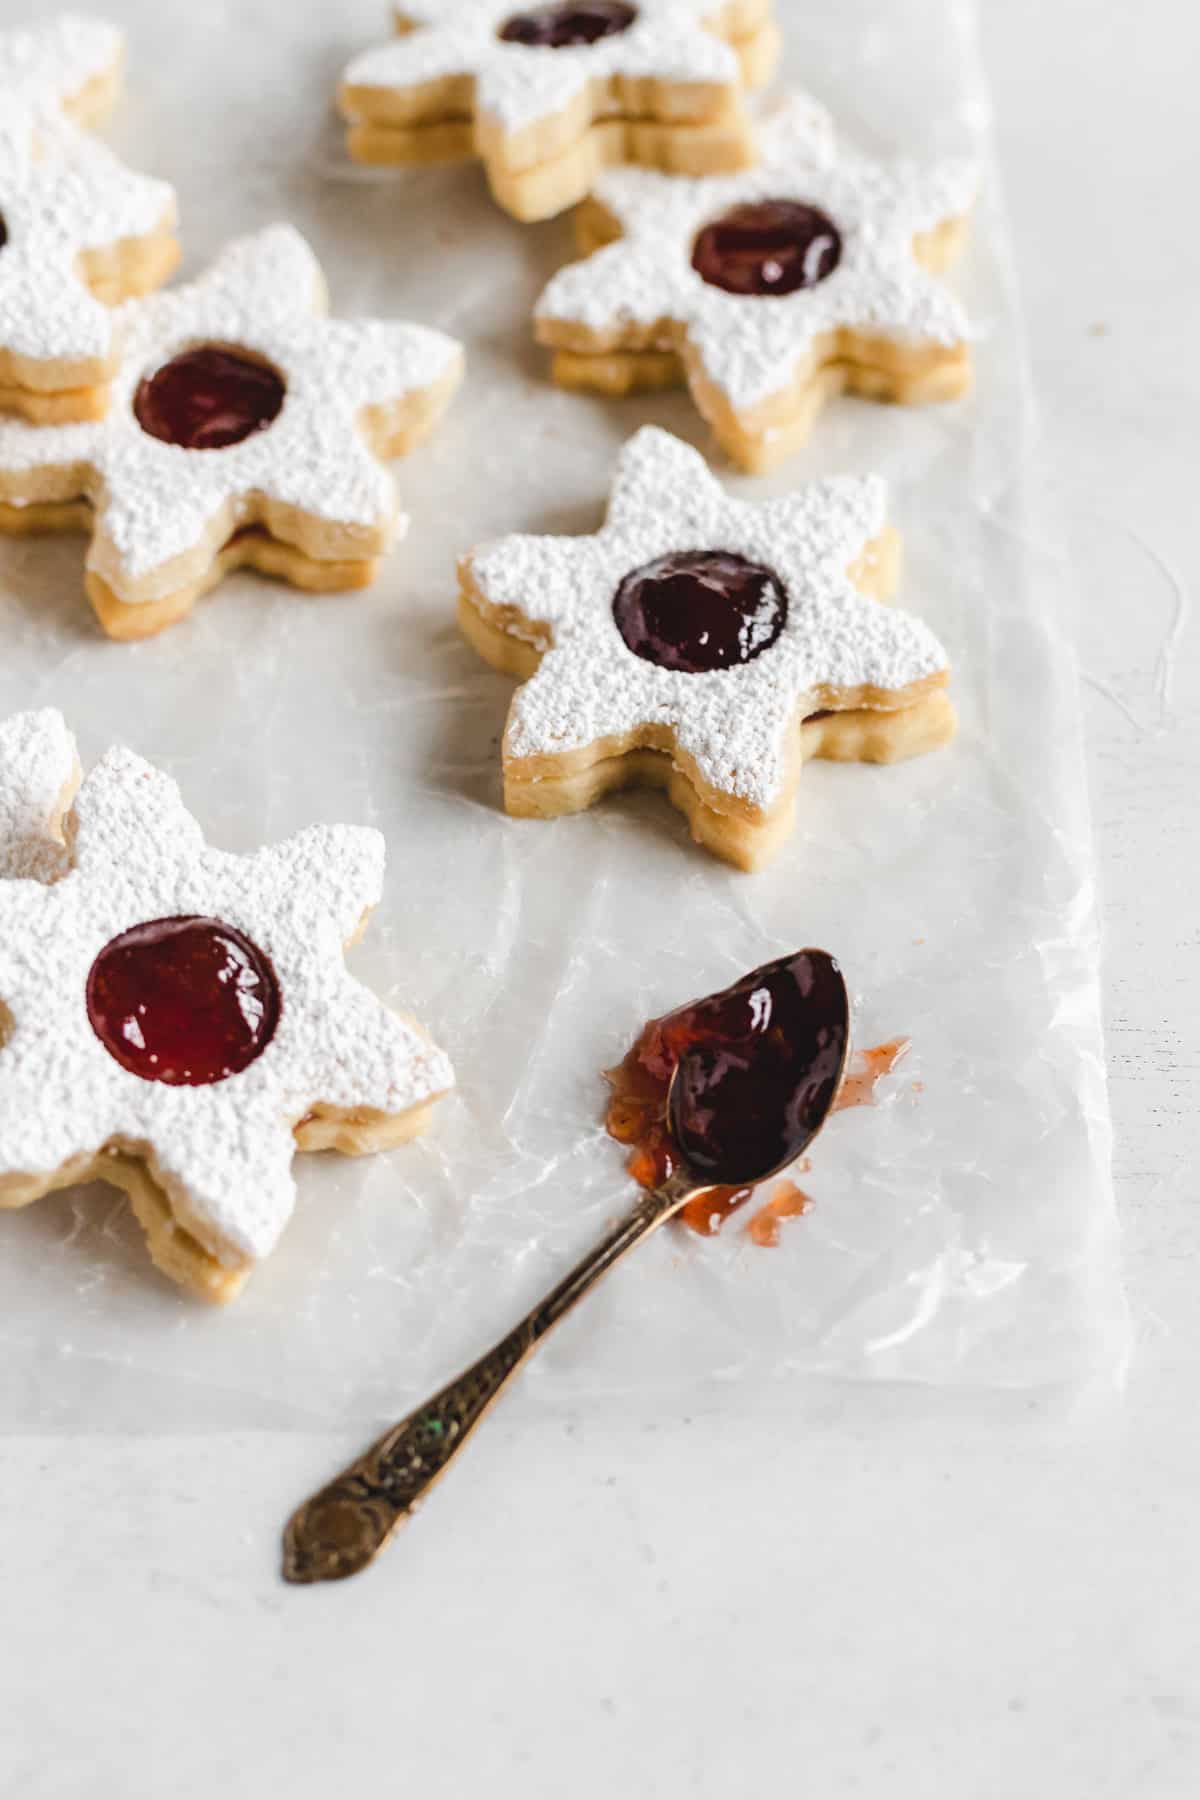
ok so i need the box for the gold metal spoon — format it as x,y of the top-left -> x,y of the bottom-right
282,950 -> 849,1584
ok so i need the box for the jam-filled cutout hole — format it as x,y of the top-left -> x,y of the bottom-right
133,344 -> 286,451
0,212 -> 8,255
692,199 -> 844,297
86,915 -> 281,1087
498,1 -> 637,47
612,548 -> 788,673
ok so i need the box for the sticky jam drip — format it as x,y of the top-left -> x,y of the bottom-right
86,915 -> 281,1087
612,549 -> 788,673
606,959 -> 910,1243
134,345 -> 286,450
692,199 -> 843,297
498,1 -> 637,46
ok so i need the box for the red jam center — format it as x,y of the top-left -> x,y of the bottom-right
612,549 -> 787,674
133,345 -> 286,451
86,915 -> 281,1087
499,1 -> 637,46
606,948 -> 849,1214
0,213 -> 8,253
692,199 -> 843,297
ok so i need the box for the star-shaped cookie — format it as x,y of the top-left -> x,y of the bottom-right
536,95 -> 977,469
458,427 -> 956,870
0,111 -> 179,422
339,0 -> 779,221
0,225 -> 464,639
0,710 -> 454,1302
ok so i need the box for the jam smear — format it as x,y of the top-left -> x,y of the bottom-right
86,915 -> 281,1087
498,1 -> 637,46
613,549 -> 788,674
134,345 -> 286,451
692,199 -> 843,297
746,1179 -> 812,1248
833,1037 -> 910,1111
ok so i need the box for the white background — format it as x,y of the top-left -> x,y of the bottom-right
2,1 -> 1198,1794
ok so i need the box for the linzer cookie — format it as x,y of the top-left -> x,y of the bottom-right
338,0 -> 779,223
458,426 -> 955,871
536,95 -> 976,470
0,224 -> 464,639
0,710 -> 454,1303
0,17 -> 180,421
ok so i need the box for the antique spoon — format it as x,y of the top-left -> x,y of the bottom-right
282,949 -> 850,1583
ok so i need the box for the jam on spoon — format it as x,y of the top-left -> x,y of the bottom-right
283,949 -> 850,1583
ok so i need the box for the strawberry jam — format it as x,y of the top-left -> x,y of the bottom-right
0,214 -> 7,253
692,199 -> 843,297
605,950 -> 849,1230
86,915 -> 281,1086
499,1 -> 637,45
134,346 -> 286,451
612,549 -> 787,673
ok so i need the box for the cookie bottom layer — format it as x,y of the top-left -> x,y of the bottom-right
0,223 -> 181,423
0,1098 -> 442,1304
348,107 -> 759,222
457,527 -> 957,872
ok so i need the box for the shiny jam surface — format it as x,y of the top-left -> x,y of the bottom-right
606,960 -> 909,1243
86,915 -> 281,1086
498,1 -> 637,45
691,199 -> 843,297
134,345 -> 286,451
612,549 -> 788,674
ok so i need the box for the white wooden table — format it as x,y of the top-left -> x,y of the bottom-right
2,2 -> 1197,1792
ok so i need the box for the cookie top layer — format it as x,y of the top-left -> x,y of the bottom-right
536,94 -> 977,409
0,715 -> 454,1267
0,707 -> 77,881
466,426 -> 949,811
0,12 -> 122,122
0,113 -> 176,367
342,0 -> 739,133
0,225 -> 464,599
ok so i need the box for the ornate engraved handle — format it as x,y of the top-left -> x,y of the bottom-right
283,1177 -> 693,1583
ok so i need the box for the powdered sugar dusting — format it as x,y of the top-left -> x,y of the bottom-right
343,0 -> 738,133
0,721 -> 454,1269
536,92 -> 977,409
0,112 -> 176,367
0,225 -> 464,599
0,707 -> 77,882
0,13 -> 122,122
468,426 -> 948,810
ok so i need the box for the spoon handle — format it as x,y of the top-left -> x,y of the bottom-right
282,1176 -> 691,1584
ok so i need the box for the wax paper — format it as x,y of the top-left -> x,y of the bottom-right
0,0 -> 1126,1429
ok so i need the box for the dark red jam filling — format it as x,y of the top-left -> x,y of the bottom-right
605,950 -> 849,1231
86,915 -> 281,1087
0,213 -> 8,253
498,1 -> 637,45
692,199 -> 843,297
133,345 -> 286,451
612,549 -> 787,674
